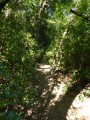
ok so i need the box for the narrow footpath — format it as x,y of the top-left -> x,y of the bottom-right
27,64 -> 90,120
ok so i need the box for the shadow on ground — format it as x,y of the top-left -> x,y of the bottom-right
46,79 -> 89,120
26,67 -> 90,120
28,68 -> 57,120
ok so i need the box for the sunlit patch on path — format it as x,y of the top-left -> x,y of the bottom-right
67,96 -> 90,120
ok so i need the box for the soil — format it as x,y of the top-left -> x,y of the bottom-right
26,64 -> 90,120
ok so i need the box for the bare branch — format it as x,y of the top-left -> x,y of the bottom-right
70,9 -> 90,21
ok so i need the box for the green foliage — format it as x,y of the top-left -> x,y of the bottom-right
44,0 -> 90,74
79,91 -> 84,102
0,0 -> 41,118
0,0 -> 90,118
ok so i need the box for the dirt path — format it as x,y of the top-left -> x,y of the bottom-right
28,65 -> 90,120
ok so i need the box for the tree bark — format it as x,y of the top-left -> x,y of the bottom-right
39,0 -> 48,19
70,9 -> 90,21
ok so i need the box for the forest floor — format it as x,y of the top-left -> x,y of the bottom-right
26,64 -> 90,120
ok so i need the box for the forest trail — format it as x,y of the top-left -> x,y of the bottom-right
28,64 -> 90,120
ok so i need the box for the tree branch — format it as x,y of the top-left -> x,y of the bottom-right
0,0 -> 9,12
70,9 -> 90,21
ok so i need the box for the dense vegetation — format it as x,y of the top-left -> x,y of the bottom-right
0,0 -> 90,119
